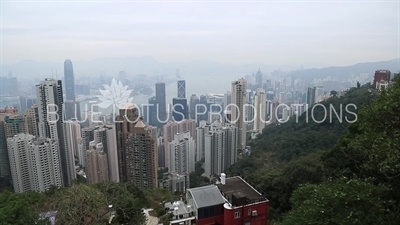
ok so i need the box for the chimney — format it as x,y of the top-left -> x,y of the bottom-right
220,173 -> 226,185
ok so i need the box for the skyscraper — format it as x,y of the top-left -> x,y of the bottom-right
306,87 -> 316,108
64,60 -> 80,120
64,60 -> 76,101
255,69 -> 263,88
196,120 -> 211,162
23,108 -> 39,137
231,79 -> 247,151
189,94 -> 199,121
177,80 -> 186,99
115,103 -> 158,188
36,78 -> 74,186
168,131 -> 195,174
254,89 -> 267,133
203,122 -> 237,178
85,141 -> 109,184
7,134 -> 62,193
172,98 -> 188,122
155,83 -> 167,127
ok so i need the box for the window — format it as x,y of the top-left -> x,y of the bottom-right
245,222 -> 251,225
235,211 -> 241,219
248,209 -> 251,215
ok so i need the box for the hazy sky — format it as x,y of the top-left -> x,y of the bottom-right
1,1 -> 399,66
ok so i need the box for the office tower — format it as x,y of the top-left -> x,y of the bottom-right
163,119 -> 196,170
36,78 -> 74,186
85,141 -> 109,184
231,79 -> 247,151
64,59 -> 76,101
65,100 -> 81,121
255,69 -> 263,88
143,96 -> 158,126
168,131 -> 195,174
9,77 -> 18,96
223,91 -> 231,111
115,104 -> 157,188
7,134 -> 62,193
177,80 -> 186,99
254,89 -> 266,133
172,98 -> 188,122
203,122 -> 237,178
316,86 -> 324,102
0,77 -> 9,95
198,95 -> 209,122
157,137 -> 165,168
24,108 -> 39,136
306,87 -> 316,108
155,83 -> 167,127
189,94 -> 199,122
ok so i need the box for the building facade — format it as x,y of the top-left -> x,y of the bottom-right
7,134 -> 62,193
115,103 -> 158,188
231,79 -> 247,151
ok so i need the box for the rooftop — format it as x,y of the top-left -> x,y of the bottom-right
216,176 -> 266,206
164,201 -> 192,216
187,185 -> 225,208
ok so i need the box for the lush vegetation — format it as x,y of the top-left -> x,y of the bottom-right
189,160 -> 210,188
0,182 -> 178,225
227,76 -> 400,224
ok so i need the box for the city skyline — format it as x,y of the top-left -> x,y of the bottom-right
2,1 -> 399,66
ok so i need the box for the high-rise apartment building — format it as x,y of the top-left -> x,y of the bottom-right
36,78 -> 74,186
231,79 -> 247,151
163,119 -> 196,170
7,134 -> 62,193
196,120 -> 211,162
253,88 -> 267,133
80,124 -> 119,182
85,141 -> 109,184
203,122 -> 237,178
177,80 -> 186,99
168,131 -> 195,174
23,108 -> 39,136
115,103 -> 158,188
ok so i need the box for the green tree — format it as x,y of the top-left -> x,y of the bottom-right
94,182 -> 146,225
0,191 -> 47,225
280,178 -> 389,225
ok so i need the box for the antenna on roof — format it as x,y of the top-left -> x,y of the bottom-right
52,68 -> 54,78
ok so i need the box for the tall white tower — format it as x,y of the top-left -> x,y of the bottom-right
253,88 -> 267,133
36,78 -> 74,186
231,79 -> 247,151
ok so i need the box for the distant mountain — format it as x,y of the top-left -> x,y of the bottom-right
1,57 -> 399,81
289,58 -> 400,83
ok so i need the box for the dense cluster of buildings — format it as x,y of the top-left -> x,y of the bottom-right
0,58 -> 395,224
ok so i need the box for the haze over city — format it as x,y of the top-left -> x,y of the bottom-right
2,1 -> 399,67
1,1 -> 400,225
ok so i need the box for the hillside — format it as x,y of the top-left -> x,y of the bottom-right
226,82 -> 376,222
